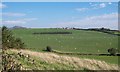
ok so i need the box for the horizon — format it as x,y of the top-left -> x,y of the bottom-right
1,2 -> 119,30
2,25 -> 118,30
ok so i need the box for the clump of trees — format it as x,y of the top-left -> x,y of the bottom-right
108,48 -> 118,56
88,27 -> 110,31
2,26 -> 25,50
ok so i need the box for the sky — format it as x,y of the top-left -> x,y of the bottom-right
0,2 -> 119,30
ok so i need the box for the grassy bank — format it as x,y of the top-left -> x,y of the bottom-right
8,49 -> 119,70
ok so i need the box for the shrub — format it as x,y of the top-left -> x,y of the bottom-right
46,46 -> 52,52
108,48 -> 117,56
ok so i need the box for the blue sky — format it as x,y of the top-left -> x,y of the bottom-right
1,2 -> 118,29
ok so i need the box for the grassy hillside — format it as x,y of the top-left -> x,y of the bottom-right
12,28 -> 118,54
8,49 -> 119,70
11,28 -> 119,64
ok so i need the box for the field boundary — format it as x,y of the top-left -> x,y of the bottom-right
32,32 -> 72,34
52,50 -> 120,56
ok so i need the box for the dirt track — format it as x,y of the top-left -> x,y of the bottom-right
11,49 -> 119,70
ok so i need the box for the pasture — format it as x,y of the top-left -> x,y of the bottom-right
12,28 -> 119,64
12,28 -> 118,53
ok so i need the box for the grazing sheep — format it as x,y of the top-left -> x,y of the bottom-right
109,42 -> 112,45
58,41 -> 61,43
72,37 -> 74,39
98,50 -> 100,52
61,46 -> 63,47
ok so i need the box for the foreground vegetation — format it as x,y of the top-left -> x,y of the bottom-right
8,49 -> 120,70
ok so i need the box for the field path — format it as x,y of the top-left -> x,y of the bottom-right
11,49 -> 119,70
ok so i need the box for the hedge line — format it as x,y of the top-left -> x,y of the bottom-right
33,32 -> 72,34
52,50 -> 120,56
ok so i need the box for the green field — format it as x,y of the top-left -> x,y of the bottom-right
12,28 -> 118,53
12,28 -> 119,64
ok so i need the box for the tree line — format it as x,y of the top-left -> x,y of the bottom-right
33,32 -> 72,34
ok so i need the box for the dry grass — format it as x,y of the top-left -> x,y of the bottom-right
11,49 -> 119,70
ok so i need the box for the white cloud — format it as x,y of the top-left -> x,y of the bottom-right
0,3 -> 7,8
76,8 -> 89,12
2,13 -> 26,17
99,3 -> 106,8
3,20 -> 26,24
76,3 -> 107,12
55,13 -> 118,30
108,2 -> 112,5
86,13 -> 117,20
2,18 -> 38,25
22,18 -> 38,21
91,3 -> 106,9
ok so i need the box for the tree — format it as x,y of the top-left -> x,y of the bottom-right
2,26 -> 13,49
2,26 -> 25,49
108,48 -> 117,56
46,46 -> 52,52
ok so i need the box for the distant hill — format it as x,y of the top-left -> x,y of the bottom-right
10,26 -> 27,29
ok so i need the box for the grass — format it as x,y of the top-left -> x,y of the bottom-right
8,49 -> 119,70
12,28 -> 119,64
7,49 -> 83,70
73,55 -> 119,65
12,28 -> 119,53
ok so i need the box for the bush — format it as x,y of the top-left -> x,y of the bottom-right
108,48 -> 117,56
46,46 -> 52,52
2,26 -> 25,49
